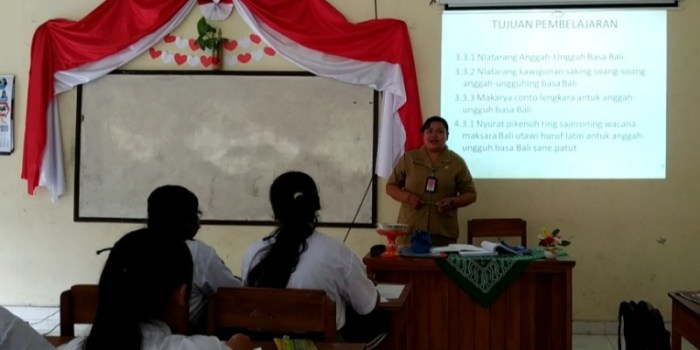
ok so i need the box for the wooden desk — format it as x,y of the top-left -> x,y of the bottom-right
668,291 -> 700,350
45,336 -> 365,350
364,255 -> 575,350
45,335 -> 72,346
376,283 -> 411,350
251,341 -> 365,350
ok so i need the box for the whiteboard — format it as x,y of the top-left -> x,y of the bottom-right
75,72 -> 377,226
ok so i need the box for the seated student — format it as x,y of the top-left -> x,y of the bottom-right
147,185 -> 242,332
0,305 -> 55,350
241,171 -> 387,348
59,228 -> 253,350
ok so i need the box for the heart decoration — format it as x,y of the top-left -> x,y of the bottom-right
223,40 -> 238,51
174,54 -> 188,66
200,56 -> 214,67
149,47 -> 162,59
164,34 -> 176,43
251,49 -> 264,61
161,53 -> 174,64
189,39 -> 200,51
197,0 -> 234,21
187,55 -> 201,67
224,55 -> 237,66
263,47 -> 276,56
238,37 -> 251,49
249,34 -> 262,44
175,37 -> 188,49
237,53 -> 252,64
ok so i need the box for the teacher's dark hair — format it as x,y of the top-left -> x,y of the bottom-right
420,115 -> 449,134
84,228 -> 193,350
147,185 -> 201,240
246,171 -> 321,288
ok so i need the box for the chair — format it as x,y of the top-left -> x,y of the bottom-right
207,287 -> 336,342
59,284 -> 189,336
467,218 -> 527,247
59,285 -> 99,337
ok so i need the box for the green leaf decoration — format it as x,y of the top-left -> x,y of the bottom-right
195,16 -> 229,51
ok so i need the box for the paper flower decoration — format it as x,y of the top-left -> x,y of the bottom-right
538,228 -> 571,247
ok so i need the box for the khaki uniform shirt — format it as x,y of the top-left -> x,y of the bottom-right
387,146 -> 476,240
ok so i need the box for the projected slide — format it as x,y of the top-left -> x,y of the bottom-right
440,10 -> 666,179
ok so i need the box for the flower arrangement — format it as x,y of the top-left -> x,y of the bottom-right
538,228 -> 571,248
538,228 -> 570,259
195,16 -> 228,69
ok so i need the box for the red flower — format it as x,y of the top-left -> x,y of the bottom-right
540,235 -> 556,247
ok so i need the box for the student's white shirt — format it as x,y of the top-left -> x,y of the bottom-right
58,320 -> 230,350
187,239 -> 242,328
0,306 -> 55,350
241,230 -> 378,329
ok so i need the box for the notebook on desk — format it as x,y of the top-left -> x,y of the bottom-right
430,243 -> 495,256
430,242 -> 530,256
376,283 -> 404,301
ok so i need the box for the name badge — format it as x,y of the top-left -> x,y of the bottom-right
425,176 -> 437,193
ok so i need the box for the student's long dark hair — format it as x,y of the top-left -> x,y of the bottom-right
147,185 -> 201,240
83,228 -> 193,350
246,171 -> 320,288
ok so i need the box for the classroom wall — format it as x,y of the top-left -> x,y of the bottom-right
1,0 -> 699,324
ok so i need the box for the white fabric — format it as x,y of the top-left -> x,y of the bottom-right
186,239 -> 242,328
58,320 -> 230,350
198,0 -> 234,21
234,1 -> 407,178
39,100 -> 64,201
40,0 -> 196,200
241,230 -> 378,329
0,306 -> 55,350
40,0 -> 408,199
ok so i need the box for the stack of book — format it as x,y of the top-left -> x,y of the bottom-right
430,241 -> 532,256
678,291 -> 700,305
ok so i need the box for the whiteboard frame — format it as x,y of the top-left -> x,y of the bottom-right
73,70 -> 378,228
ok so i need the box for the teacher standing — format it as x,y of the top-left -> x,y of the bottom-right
386,116 -> 477,246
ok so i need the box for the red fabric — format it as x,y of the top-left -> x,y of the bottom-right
239,0 -> 423,151
198,0 -> 234,4
22,0 -> 188,194
23,0 -> 422,195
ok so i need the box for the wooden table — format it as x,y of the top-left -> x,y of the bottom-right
364,255 -> 575,350
45,336 -> 365,349
250,342 -> 365,350
376,283 -> 411,350
668,291 -> 700,350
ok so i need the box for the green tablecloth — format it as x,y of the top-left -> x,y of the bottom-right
434,248 -> 565,307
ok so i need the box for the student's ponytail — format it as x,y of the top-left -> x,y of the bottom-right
246,171 -> 320,288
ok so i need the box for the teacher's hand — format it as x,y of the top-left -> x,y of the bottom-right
406,192 -> 422,209
436,197 -> 454,214
225,333 -> 254,350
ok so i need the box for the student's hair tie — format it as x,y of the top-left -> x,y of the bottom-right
96,247 -> 112,255
293,192 -> 304,200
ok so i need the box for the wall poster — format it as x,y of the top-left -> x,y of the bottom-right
0,75 -> 14,154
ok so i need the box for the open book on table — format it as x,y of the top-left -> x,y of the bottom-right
480,241 -> 532,255
430,241 -> 531,256
430,243 -> 496,256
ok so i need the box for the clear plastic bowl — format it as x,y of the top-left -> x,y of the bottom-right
376,223 -> 409,234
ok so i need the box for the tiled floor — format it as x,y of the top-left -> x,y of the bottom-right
573,334 -> 697,350
573,335 -> 621,350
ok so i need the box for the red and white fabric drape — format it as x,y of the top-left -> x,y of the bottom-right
22,0 -> 422,200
